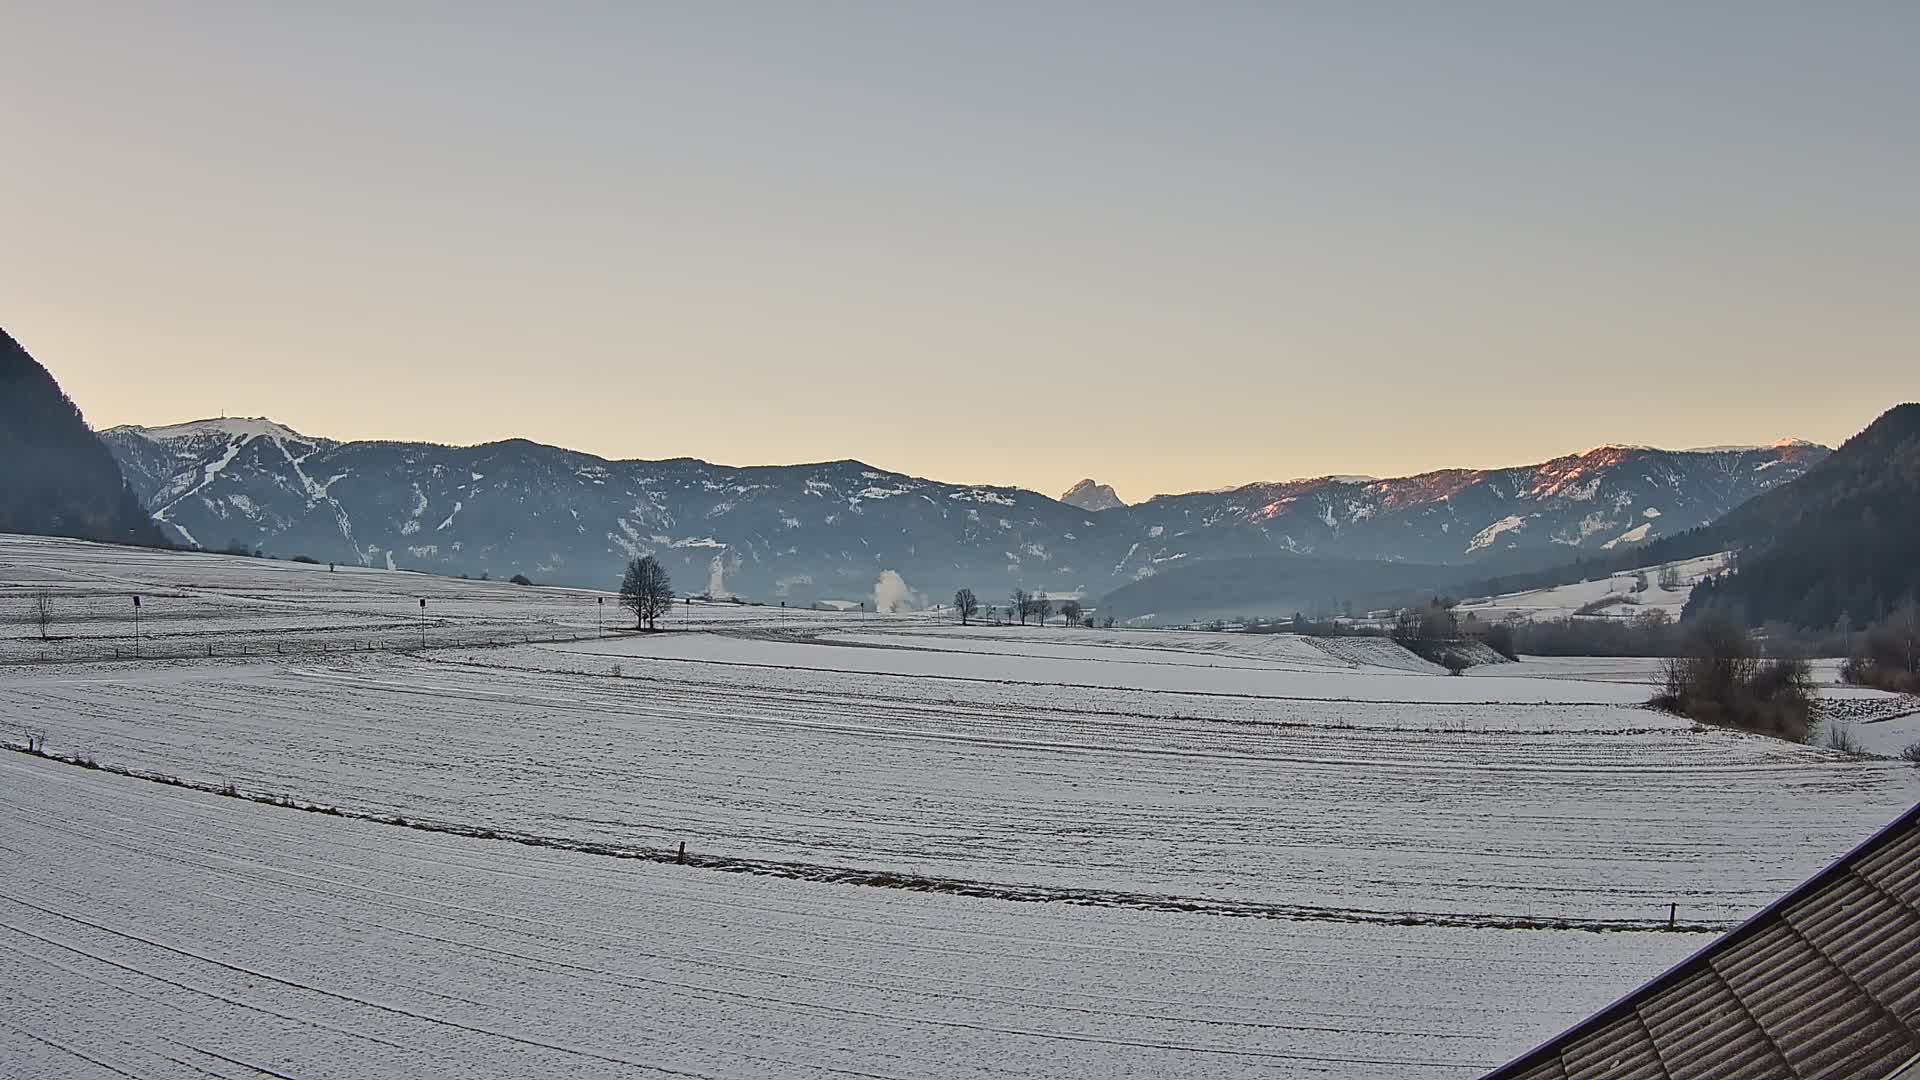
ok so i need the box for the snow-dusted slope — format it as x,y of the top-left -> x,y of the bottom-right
101,420 -> 1826,598
1457,552 -> 1730,622
1125,442 -> 1826,569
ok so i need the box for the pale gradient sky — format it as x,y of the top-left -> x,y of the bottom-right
3,3 -> 1914,500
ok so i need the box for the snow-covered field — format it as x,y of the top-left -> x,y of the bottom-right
0,753 -> 1693,1080
0,533 -> 874,661
5,534 -> 1918,1078
1456,552 -> 1729,622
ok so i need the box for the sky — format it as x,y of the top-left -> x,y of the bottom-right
3,3 -> 1914,500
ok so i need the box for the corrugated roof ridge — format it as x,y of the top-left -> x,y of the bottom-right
1482,802 -> 1920,1079
1775,894 -> 1916,1073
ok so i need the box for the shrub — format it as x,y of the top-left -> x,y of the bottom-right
1840,604 -> 1920,692
1900,741 -> 1920,765
1652,616 -> 1813,742
1575,594 -> 1638,616
1823,722 -> 1866,754
509,573 -> 533,586
290,554 -> 320,565
1840,657 -> 1920,694
1390,600 -> 1458,662
1439,651 -> 1471,676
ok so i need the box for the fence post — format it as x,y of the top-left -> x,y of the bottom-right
1669,903 -> 1676,928
677,841 -> 686,865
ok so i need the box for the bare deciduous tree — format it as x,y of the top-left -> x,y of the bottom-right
953,588 -> 979,625
620,556 -> 675,630
1010,589 -> 1030,626
1059,599 -> 1083,627
32,590 -> 52,641
1032,594 -> 1054,626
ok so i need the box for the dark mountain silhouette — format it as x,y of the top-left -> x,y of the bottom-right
0,329 -> 164,547
1686,403 -> 1920,628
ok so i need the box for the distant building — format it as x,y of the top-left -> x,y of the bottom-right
1483,801 -> 1920,1080
1029,590 -> 1093,623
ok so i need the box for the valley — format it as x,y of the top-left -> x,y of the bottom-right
5,535 -> 1917,1078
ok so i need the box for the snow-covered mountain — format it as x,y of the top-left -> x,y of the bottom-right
1060,479 -> 1125,512
101,419 -> 1828,601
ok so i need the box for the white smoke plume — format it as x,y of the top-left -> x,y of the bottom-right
707,554 -> 729,598
872,570 -> 922,614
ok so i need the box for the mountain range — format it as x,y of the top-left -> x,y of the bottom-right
99,416 -> 1826,604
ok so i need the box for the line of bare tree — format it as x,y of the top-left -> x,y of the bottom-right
951,588 -> 1088,627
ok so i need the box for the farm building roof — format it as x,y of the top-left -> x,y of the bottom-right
1483,801 -> 1920,1080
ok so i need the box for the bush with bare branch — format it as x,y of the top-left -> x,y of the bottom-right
1823,722 -> 1866,755
1651,615 -> 1813,741
1841,602 -> 1920,693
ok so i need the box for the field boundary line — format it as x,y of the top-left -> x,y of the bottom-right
2,743 -> 1728,936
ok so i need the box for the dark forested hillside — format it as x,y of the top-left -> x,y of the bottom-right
1686,403 -> 1920,628
0,329 -> 164,547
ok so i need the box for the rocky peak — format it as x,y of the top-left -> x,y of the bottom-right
1060,478 -> 1124,512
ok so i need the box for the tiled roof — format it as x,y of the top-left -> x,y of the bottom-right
1484,802 -> 1920,1080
